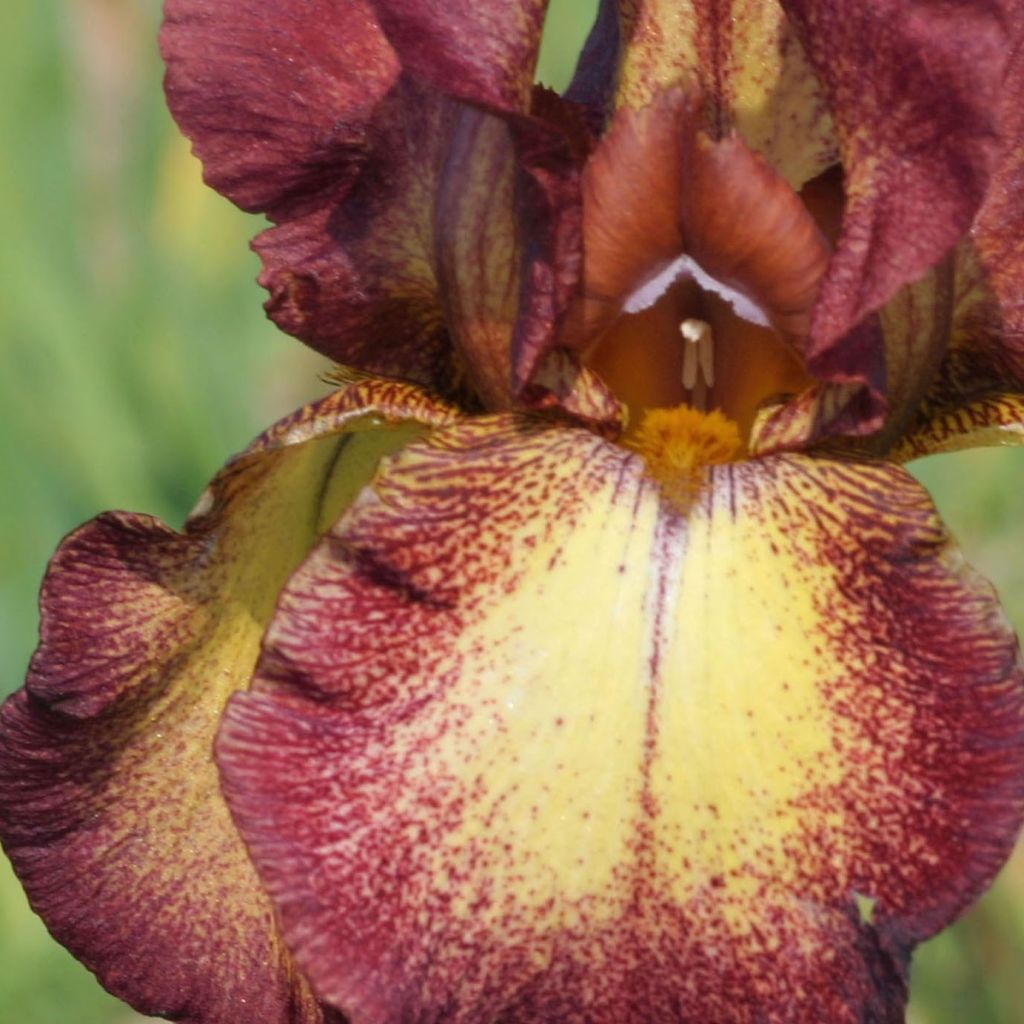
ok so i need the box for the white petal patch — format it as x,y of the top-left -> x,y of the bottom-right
623,254 -> 771,328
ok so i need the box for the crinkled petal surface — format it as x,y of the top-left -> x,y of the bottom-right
218,420 -> 1024,1024
160,0 -> 547,210
0,380 -> 458,1024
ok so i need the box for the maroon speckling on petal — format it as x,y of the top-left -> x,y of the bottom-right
218,418 -> 1024,1024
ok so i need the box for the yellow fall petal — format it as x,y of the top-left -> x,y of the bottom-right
220,418 -> 1024,1024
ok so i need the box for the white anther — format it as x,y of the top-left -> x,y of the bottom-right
680,318 -> 715,391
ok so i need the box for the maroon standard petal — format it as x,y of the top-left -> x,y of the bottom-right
371,0 -> 548,111
254,78 -> 592,414
161,0 -> 400,213
252,80 -> 463,396
780,0 -> 1009,408
891,34 -> 1024,456
163,0 -> 589,412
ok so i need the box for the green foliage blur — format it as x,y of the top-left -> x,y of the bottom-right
0,2 -> 1021,1022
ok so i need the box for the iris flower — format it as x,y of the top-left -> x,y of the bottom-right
2,1 -> 1024,1022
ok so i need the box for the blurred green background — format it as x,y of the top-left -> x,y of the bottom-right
0,2 -> 1021,1022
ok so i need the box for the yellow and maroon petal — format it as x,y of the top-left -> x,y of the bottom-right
218,420 -> 1024,1024
0,380 -> 459,1024
890,392 -> 1024,461
614,0 -> 837,189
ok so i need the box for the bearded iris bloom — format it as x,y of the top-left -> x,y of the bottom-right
2,1 -> 1024,1022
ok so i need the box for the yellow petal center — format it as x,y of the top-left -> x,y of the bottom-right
628,404 -> 741,511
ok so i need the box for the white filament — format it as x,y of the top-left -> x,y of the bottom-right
680,318 -> 715,394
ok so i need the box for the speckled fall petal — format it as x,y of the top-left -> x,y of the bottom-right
890,392 -> 1024,461
0,380 -> 459,1024
218,420 -> 1024,1024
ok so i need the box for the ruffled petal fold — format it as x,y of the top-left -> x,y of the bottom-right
0,380 -> 458,1024
886,40 -> 1024,458
779,0 -> 1009,436
218,419 -> 1024,1024
161,0 -> 400,213
162,0 -> 591,414
750,264 -> 956,458
252,82 -> 469,397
